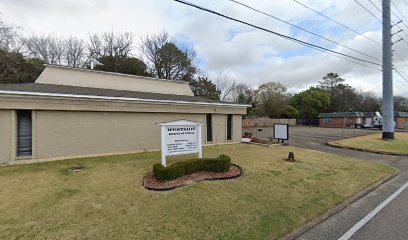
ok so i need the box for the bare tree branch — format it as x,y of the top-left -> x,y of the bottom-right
215,73 -> 237,101
21,35 -> 65,65
65,37 -> 87,67
88,31 -> 134,63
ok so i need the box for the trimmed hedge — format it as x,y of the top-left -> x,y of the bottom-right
153,155 -> 231,181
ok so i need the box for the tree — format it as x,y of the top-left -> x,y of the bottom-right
157,42 -> 196,80
93,56 -> 150,76
226,83 -> 257,117
356,92 -> 381,112
21,35 -> 65,65
88,32 -> 150,76
290,87 -> 330,118
65,37 -> 87,67
394,96 -> 408,112
318,73 -> 364,112
0,49 -> 44,83
20,34 -> 88,67
140,31 -> 196,81
213,74 -> 237,101
284,105 -> 300,119
189,76 -> 220,100
319,72 -> 345,94
0,15 -> 21,51
331,83 -> 362,112
255,82 -> 290,118
229,83 -> 251,103
88,32 -> 133,59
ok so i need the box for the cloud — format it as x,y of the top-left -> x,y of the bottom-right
1,0 -> 407,96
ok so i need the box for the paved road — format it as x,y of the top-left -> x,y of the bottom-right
287,127 -> 408,240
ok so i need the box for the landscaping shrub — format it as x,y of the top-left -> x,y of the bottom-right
153,155 -> 232,181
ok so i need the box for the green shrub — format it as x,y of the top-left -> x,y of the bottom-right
153,155 -> 232,181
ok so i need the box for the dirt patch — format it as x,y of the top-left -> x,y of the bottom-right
143,164 -> 243,191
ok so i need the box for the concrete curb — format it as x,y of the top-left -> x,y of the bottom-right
326,141 -> 408,156
282,169 -> 399,240
241,142 -> 283,147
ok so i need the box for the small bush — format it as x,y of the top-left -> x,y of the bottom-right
243,132 -> 252,138
153,155 -> 232,181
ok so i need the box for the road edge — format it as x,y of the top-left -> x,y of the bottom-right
282,169 -> 399,240
326,141 -> 408,156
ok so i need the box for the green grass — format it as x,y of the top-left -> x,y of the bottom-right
331,132 -> 408,155
0,144 -> 394,240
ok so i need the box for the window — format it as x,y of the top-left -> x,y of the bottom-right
227,114 -> 233,140
17,110 -> 32,156
206,114 -> 212,142
324,118 -> 332,124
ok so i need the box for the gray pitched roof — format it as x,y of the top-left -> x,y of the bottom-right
0,83 -> 247,107
395,112 -> 408,117
317,112 -> 365,118
318,111 -> 408,118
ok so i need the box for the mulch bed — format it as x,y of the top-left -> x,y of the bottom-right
143,164 -> 243,191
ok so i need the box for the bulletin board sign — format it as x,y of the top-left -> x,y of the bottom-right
274,124 -> 289,142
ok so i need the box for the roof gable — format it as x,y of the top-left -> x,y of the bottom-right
35,65 -> 194,96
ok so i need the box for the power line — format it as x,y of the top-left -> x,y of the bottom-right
387,0 -> 408,29
368,0 -> 382,13
391,1 -> 408,23
291,0 -> 381,45
394,68 -> 408,87
228,0 -> 382,62
395,67 -> 408,80
354,0 -> 383,23
173,0 -> 383,68
394,53 -> 408,70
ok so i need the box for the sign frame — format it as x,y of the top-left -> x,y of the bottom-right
157,120 -> 204,167
274,123 -> 289,142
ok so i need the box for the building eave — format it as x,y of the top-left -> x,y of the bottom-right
0,90 -> 252,108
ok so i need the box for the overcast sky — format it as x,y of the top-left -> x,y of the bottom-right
1,0 -> 408,96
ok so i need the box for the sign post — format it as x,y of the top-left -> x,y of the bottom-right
157,120 -> 204,167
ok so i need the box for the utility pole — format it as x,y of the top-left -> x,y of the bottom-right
382,0 -> 394,139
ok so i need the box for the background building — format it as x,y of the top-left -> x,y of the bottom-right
317,112 -> 365,128
318,111 -> 408,129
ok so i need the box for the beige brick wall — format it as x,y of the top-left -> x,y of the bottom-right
233,115 -> 242,142
28,111 -> 243,161
211,114 -> 226,144
33,111 -> 204,159
0,110 -> 14,164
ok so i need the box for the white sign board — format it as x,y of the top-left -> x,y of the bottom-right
157,120 -> 204,167
274,124 -> 289,141
165,126 -> 199,155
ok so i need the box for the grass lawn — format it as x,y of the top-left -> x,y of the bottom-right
330,132 -> 408,155
0,144 -> 394,240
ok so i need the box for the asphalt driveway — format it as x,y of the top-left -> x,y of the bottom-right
287,126 -> 408,240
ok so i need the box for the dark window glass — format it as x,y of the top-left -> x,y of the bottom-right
17,110 -> 32,156
206,114 -> 212,142
227,114 -> 233,140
